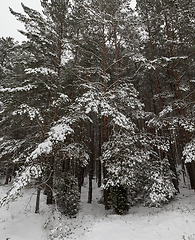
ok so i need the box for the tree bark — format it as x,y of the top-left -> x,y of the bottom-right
35,188 -> 41,213
88,121 -> 94,203
46,155 -> 54,205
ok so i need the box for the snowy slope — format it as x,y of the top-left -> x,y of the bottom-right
1,179 -> 195,240
0,185 -> 50,240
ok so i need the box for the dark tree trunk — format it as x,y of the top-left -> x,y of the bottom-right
103,166 -> 109,210
4,167 -> 12,185
35,188 -> 41,213
46,155 -> 54,205
186,162 -> 195,190
77,163 -> 84,193
98,119 -> 102,188
168,153 -> 179,192
88,121 -> 94,203
88,160 -> 93,203
98,159 -> 102,188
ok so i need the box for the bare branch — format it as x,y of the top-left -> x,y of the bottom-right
128,63 -> 143,81
183,90 -> 195,101
35,115 -> 45,140
106,55 -> 126,71
107,80 -> 122,91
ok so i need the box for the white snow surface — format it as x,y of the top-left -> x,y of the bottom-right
1,179 -> 195,240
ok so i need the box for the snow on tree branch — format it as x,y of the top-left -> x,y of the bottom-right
61,143 -> 89,167
183,139 -> 195,164
0,139 -> 26,159
0,84 -> 37,93
51,93 -> 70,108
0,165 -> 42,207
76,89 -> 136,130
27,123 -> 74,161
25,67 -> 57,76
12,104 -> 44,123
179,118 -> 195,132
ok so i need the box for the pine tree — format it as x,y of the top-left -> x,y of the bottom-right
136,0 -> 195,189
0,39 -> 32,184
0,1 -> 86,213
71,0 -> 176,212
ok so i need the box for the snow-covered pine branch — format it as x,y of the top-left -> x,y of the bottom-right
12,104 -> 44,123
61,143 -> 89,167
75,87 -> 138,131
183,139 -> 195,164
27,122 -> 74,161
0,165 -> 42,207
25,67 -> 57,77
0,84 -> 37,93
51,93 -> 70,108
0,138 -> 26,159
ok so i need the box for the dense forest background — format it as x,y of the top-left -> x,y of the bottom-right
0,0 -> 194,216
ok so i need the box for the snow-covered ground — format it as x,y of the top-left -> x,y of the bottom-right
1,178 -> 195,240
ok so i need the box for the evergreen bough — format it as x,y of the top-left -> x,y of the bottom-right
54,173 -> 80,217
108,185 -> 130,215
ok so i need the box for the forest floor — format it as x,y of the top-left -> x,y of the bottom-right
0,177 -> 195,240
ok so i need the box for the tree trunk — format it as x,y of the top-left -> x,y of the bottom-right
88,160 -> 93,203
77,164 -> 84,193
98,119 -> 102,188
4,166 -> 12,185
102,21 -> 109,210
186,162 -> 195,190
88,121 -> 94,203
46,155 -> 54,205
35,188 -> 41,213
144,0 -> 163,112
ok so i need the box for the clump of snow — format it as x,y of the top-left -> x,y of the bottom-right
27,123 -> 74,162
49,123 -> 73,142
27,139 -> 53,161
